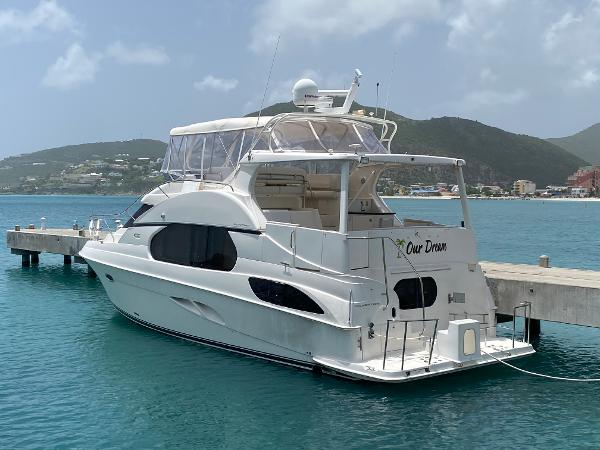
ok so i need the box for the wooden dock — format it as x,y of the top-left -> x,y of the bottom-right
7,227 -> 107,275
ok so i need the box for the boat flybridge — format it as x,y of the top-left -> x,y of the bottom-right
81,69 -> 534,382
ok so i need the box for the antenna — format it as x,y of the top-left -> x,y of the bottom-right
255,35 -> 280,130
375,82 -> 380,117
382,51 -> 397,126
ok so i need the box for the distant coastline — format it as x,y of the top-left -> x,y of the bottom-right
381,195 -> 600,202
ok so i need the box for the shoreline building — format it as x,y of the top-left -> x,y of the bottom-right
513,179 -> 536,196
567,166 -> 600,194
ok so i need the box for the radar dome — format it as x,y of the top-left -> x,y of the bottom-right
293,78 -> 318,108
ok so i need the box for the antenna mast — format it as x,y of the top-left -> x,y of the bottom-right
255,35 -> 280,129
382,51 -> 397,127
375,82 -> 380,117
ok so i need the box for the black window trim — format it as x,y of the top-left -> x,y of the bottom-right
248,277 -> 325,315
135,221 -> 261,235
393,276 -> 438,310
150,223 -> 238,271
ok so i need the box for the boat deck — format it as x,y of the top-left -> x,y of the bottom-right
314,338 -> 534,382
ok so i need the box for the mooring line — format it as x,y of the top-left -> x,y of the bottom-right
482,349 -> 600,382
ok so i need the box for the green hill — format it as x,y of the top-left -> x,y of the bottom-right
251,102 -> 586,187
548,123 -> 600,164
0,139 -> 166,193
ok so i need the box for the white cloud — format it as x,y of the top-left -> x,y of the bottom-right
446,0 -> 508,49
570,68 -> 599,88
193,75 -> 239,92
250,0 -> 442,52
392,22 -> 415,43
460,88 -> 528,110
0,0 -> 77,42
42,43 -> 100,90
543,2 -> 600,66
479,67 -> 498,84
105,41 -> 169,65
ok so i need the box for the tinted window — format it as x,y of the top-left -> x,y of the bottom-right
124,203 -> 153,228
249,278 -> 324,314
150,224 -> 237,271
393,277 -> 437,310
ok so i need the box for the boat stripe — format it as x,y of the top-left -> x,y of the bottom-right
131,223 -> 262,235
112,305 -> 315,370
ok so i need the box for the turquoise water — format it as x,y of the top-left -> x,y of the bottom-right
1,196 -> 600,448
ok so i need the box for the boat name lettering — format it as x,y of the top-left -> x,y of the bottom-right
355,302 -> 380,308
405,240 -> 447,255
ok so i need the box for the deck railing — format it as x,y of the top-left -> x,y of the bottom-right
512,301 -> 532,347
382,318 -> 439,371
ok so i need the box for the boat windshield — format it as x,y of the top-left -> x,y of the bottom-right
267,118 -> 387,154
161,128 -> 267,180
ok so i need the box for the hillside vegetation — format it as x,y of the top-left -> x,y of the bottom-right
0,139 -> 166,194
548,123 -> 600,164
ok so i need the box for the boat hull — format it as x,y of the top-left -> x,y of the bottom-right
84,255 -> 534,383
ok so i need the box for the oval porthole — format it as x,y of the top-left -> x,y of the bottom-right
105,274 -> 114,282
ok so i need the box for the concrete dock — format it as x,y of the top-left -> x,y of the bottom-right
7,227 -> 107,275
482,261 -> 600,329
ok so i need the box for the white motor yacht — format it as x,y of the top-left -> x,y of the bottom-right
81,70 -> 534,382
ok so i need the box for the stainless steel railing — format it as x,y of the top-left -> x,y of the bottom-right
512,301 -> 532,347
382,318 -> 439,371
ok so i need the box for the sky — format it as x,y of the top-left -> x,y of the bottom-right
1,0 -> 600,157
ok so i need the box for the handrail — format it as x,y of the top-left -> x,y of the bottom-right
247,112 -> 398,156
382,318 -> 439,371
512,301 -> 532,347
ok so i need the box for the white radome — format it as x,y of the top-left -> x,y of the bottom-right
292,78 -> 319,107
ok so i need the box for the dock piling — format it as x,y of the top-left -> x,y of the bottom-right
525,318 -> 541,340
30,252 -> 39,265
21,253 -> 30,267
64,255 -> 72,265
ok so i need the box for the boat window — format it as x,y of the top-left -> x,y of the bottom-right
161,128 -> 267,181
269,119 -> 387,154
393,277 -> 438,310
150,224 -> 237,271
248,278 -> 324,314
123,203 -> 153,228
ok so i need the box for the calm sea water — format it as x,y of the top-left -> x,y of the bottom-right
1,195 -> 600,448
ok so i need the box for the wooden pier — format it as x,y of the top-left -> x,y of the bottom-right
7,226 -> 107,276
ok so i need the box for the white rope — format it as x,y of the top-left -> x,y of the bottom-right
482,349 -> 600,382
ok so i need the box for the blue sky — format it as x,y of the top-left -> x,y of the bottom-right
1,0 -> 600,157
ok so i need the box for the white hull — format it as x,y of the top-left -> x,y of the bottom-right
86,253 -> 534,383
